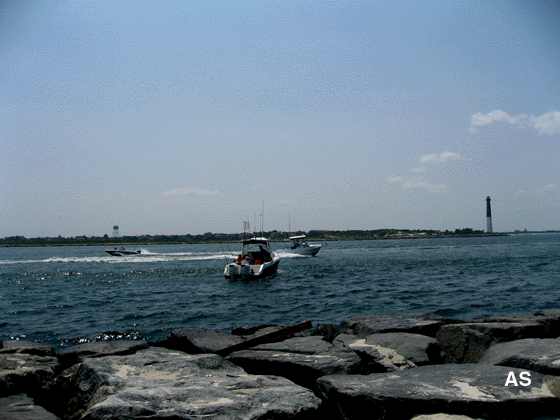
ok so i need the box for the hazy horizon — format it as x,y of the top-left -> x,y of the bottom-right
2,0 -> 559,238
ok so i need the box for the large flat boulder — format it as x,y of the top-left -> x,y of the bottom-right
340,314 -> 444,338
227,336 -> 362,389
158,328 -> 244,354
478,338 -> 560,375
231,325 -> 283,336
0,394 -> 60,420
411,416 -> 482,420
316,364 -> 560,420
57,340 -> 149,370
350,332 -> 444,366
472,309 -> 560,337
55,347 -> 320,420
436,322 -> 548,363
159,323 -> 310,356
0,342 -> 56,357
333,334 -> 416,372
0,351 -> 59,401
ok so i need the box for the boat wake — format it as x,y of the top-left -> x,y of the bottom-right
275,250 -> 312,258
0,252 -> 235,265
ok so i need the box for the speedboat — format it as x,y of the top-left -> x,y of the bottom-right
289,235 -> 321,256
105,247 -> 141,256
224,237 -> 280,280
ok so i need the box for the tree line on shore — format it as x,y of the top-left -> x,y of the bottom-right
0,228 -> 497,246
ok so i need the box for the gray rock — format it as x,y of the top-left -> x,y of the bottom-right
231,324 -> 281,336
227,336 -> 362,389
316,364 -> 560,420
0,352 -> 59,400
239,325 -> 310,339
159,323 -> 312,357
56,347 -> 320,420
161,328 -> 244,354
356,332 -> 443,365
312,323 -> 342,342
340,314 -> 444,338
436,322 -> 548,363
478,338 -> 560,375
57,340 -> 149,369
525,309 -> 560,337
333,334 -> 416,372
473,310 -> 560,337
0,394 -> 60,420
411,416 -> 482,420
0,341 -> 56,357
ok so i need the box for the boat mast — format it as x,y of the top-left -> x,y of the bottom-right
243,220 -> 250,241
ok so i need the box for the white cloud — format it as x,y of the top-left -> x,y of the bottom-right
162,187 -> 221,196
514,190 -> 526,196
470,110 -> 523,127
535,184 -> 559,194
402,179 -> 447,192
387,176 -> 447,192
250,184 -> 267,191
419,151 -> 460,164
387,151 -> 459,193
470,110 -> 560,135
530,111 -> 560,135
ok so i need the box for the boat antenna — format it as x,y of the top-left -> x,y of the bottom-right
243,220 -> 250,241
288,213 -> 291,238
220,244 -> 230,264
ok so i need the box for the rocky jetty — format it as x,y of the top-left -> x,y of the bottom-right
2,309 -> 560,419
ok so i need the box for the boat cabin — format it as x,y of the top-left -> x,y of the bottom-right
289,235 -> 308,249
241,237 -> 273,264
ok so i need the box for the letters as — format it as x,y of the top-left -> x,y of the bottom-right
505,371 -> 531,386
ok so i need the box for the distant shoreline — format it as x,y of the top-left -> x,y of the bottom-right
3,229 -> 559,248
0,231 -> 524,248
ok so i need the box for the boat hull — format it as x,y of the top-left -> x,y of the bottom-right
224,258 -> 280,280
291,245 -> 321,256
105,249 -> 141,256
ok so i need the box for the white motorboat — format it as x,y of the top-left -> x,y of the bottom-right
289,235 -> 321,256
105,247 -> 141,256
224,237 -> 280,280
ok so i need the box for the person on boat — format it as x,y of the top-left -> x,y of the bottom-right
241,256 -> 250,265
237,255 -> 243,264
258,245 -> 271,262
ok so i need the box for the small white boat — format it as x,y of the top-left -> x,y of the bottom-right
105,247 -> 141,256
224,237 -> 280,280
289,235 -> 321,256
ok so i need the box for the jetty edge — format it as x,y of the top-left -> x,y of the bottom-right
1,310 -> 560,419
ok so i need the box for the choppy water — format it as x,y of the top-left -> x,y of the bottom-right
1,234 -> 559,349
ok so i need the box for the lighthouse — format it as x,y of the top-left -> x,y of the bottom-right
486,196 -> 493,233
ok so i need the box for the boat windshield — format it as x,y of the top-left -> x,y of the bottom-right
242,240 -> 272,263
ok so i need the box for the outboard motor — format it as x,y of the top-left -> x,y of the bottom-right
240,264 -> 250,280
227,264 -> 239,281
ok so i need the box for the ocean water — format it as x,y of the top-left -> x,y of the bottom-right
1,234 -> 559,350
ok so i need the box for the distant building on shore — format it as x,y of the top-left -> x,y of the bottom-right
113,226 -> 120,238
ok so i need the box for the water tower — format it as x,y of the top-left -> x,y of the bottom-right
113,225 -> 120,238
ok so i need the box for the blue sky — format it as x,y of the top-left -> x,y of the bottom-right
1,0 -> 559,237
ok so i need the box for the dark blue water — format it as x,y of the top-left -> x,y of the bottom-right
1,235 -> 559,349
